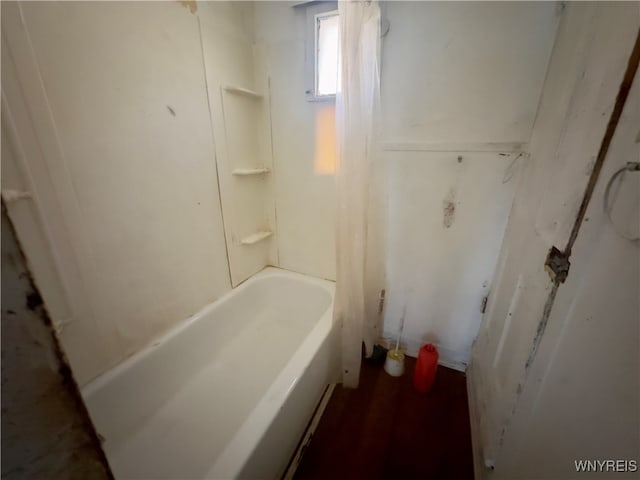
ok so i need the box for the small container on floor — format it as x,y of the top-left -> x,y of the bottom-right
413,343 -> 438,393
384,349 -> 405,377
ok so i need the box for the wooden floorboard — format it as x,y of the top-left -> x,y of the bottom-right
293,356 -> 474,480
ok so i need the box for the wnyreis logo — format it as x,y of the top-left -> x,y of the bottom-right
574,460 -> 638,473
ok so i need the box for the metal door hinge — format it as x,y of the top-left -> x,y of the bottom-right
544,246 -> 570,283
378,289 -> 386,315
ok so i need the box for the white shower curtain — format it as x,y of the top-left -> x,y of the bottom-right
334,0 -> 383,388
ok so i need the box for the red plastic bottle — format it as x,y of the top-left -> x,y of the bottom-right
413,343 -> 439,393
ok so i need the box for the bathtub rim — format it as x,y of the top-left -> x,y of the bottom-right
81,266 -> 334,399
207,278 -> 335,479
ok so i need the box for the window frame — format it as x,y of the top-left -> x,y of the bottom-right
305,2 -> 339,102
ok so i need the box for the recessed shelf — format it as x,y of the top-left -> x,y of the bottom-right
231,167 -> 271,176
223,85 -> 263,99
240,230 -> 273,245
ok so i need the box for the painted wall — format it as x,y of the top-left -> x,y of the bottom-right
381,151 -> 522,367
379,1 -> 560,368
380,1 -> 561,145
1,1 -> 246,384
468,3 -> 640,477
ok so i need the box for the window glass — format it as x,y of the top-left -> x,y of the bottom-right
316,12 -> 340,97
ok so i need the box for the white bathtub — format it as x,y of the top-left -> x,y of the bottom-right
82,267 -> 337,479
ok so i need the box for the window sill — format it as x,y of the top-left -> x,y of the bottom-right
305,93 -> 337,103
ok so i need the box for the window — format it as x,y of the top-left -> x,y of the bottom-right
315,11 -> 341,98
304,2 -> 340,101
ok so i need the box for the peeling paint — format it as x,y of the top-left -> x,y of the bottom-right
1,211 -> 112,479
178,1 -> 197,15
525,282 -> 559,370
26,290 -> 43,311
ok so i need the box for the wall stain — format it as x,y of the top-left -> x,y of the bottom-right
178,1 -> 197,15
26,290 -> 43,311
443,189 -> 457,228
166,105 -> 176,117
2,209 -> 113,479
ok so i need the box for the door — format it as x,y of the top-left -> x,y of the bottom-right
468,3 -> 640,476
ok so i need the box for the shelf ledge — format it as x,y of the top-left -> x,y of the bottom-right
232,167 -> 271,176
223,85 -> 263,99
240,230 -> 273,245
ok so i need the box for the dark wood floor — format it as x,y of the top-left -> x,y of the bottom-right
294,356 -> 474,480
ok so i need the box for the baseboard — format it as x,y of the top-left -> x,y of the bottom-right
377,334 -> 469,372
281,383 -> 336,480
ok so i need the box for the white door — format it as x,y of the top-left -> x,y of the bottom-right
468,3 -> 640,476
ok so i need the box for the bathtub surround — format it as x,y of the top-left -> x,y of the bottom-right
199,3 -> 278,287
253,2 -> 338,281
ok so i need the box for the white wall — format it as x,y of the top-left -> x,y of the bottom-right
379,1 -> 560,368
381,1 -> 560,145
468,3 -> 640,477
1,1 -> 250,384
382,151 -> 521,367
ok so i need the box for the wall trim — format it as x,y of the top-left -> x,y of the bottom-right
382,141 -> 528,154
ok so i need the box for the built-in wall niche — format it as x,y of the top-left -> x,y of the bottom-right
221,85 -> 271,174
216,73 -> 277,287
